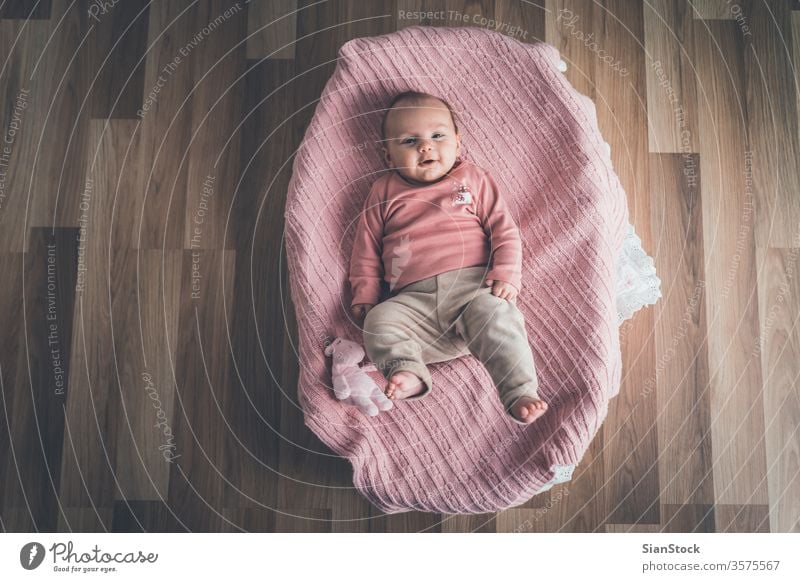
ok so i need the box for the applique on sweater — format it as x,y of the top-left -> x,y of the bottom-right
451,183 -> 472,206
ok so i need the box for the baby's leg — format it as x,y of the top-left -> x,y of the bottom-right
363,300 -> 434,400
455,292 -> 547,425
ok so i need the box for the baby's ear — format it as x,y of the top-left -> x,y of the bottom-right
382,147 -> 392,167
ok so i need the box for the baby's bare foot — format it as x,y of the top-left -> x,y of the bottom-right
511,396 -> 548,424
385,371 -> 425,400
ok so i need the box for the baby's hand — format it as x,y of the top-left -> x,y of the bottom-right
485,279 -> 518,302
351,304 -> 374,319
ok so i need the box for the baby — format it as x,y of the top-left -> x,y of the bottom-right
349,91 -> 547,425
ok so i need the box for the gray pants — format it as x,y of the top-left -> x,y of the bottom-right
363,266 -> 540,423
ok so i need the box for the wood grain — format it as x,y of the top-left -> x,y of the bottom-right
694,19 -> 768,505
691,1 -> 737,20
5,228 -> 77,531
136,1 -> 198,249
745,0 -> 800,248
26,1 -> 91,231
246,0 -> 297,60
88,0 -> 149,119
756,248 -> 800,532
0,0 -> 51,20
650,153 -> 713,505
57,121 -> 127,519
112,249 -> 182,501
545,0 -> 597,99
167,249 -> 235,531
594,0 -> 660,525
221,58 -> 294,512
644,0 -> 698,153
182,0 -> 246,251
0,0 -> 796,533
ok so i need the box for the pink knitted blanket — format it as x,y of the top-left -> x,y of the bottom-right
284,26 -> 629,514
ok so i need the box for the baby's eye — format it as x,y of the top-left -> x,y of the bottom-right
433,133 -> 444,139
401,137 -> 416,145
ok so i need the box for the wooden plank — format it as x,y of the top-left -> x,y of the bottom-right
57,507 -> 113,532
370,510 -> 442,532
166,249 -> 235,532
399,0 -> 544,44
88,0 -> 149,119
396,0 -> 447,28
112,250 -> 182,500
745,0 -> 800,248
517,486 -> 553,510
0,20 -> 59,251
109,136 -> 148,254
443,0 -> 496,31
605,524 -> 661,532
295,0 -> 395,127
545,0 -> 598,99
494,0 -> 546,43
441,514 -> 496,532
496,508 -> 543,532
795,13 -> 800,150
644,0 -> 699,153
756,248 -> 800,532
136,0 -> 198,249
714,504 -> 770,532
502,446 -> 603,532
112,500 -> 185,532
691,1 -> 737,19
275,392 -> 352,511
273,508 -> 331,532
26,1 -> 91,232
548,437 -> 606,532
329,491 -> 372,532
661,504 -> 715,532
220,507 -> 274,532
183,0 -> 246,251
650,154 -> 714,505
0,253 -> 24,518
57,120 -> 128,516
694,20 -> 768,505
0,508 -> 35,531
594,0 -> 659,525
246,0 -> 297,59
0,0 -> 51,19
4,228 -> 78,531
222,59 -> 293,509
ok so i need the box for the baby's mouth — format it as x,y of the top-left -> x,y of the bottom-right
419,159 -> 438,167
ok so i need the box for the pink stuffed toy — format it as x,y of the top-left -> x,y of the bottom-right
324,338 -> 393,416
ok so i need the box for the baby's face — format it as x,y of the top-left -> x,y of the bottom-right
382,97 -> 461,185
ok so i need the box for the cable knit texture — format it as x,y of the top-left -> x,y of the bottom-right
284,26 -> 629,514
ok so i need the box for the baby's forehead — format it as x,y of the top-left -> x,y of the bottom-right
385,98 -> 454,135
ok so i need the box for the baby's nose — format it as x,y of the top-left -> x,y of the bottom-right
417,141 -> 433,152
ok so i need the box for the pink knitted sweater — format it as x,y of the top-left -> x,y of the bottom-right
349,161 -> 522,306
284,26 -> 628,514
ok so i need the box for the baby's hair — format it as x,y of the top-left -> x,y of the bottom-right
380,91 -> 459,143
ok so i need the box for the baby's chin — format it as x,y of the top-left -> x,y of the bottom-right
398,162 -> 455,184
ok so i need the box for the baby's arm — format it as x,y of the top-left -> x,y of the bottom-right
349,186 -> 385,315
476,170 -> 523,294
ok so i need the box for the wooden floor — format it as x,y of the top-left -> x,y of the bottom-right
0,0 -> 798,533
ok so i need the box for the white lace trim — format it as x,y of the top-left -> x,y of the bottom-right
617,223 -> 661,324
538,464 -> 576,493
